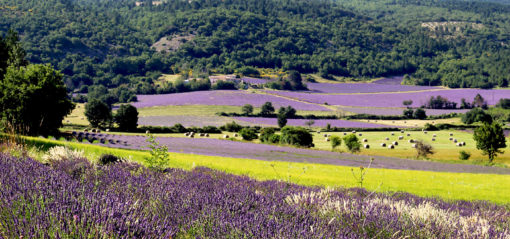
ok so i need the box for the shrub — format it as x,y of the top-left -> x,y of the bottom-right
221,121 -> 243,132
330,135 -> 342,151
459,151 -> 471,160
413,108 -> 427,120
269,134 -> 281,144
343,134 -> 361,153
242,104 -> 254,115
114,104 -> 139,131
496,98 -> 510,109
98,154 -> 123,165
462,108 -> 492,124
145,133 -> 170,171
260,128 -> 276,143
42,146 -> 85,164
239,128 -> 258,141
280,126 -> 314,148
415,140 -> 434,159
277,113 -> 287,128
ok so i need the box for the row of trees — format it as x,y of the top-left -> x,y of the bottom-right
84,100 -> 139,132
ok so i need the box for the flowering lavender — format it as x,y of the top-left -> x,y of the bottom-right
1,153 -> 509,238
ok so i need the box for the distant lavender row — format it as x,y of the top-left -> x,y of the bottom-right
232,117 -> 399,128
267,89 -> 510,107
338,107 -> 470,116
138,115 -> 252,127
2,154 -> 509,238
133,90 -> 330,111
306,82 -> 439,93
96,135 -> 510,175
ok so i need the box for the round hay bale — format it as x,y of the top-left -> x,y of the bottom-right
453,139 -> 458,143
450,133 -> 454,136
325,138 -> 330,142
184,133 -> 189,136
433,134 -> 437,137
343,132 -> 347,135
364,144 -> 370,149
407,133 -> 411,137
411,144 -> 416,148
189,134 -> 194,138
363,138 -> 368,142
457,142 -> 462,147
432,138 -> 436,141
324,134 -> 328,137
358,133 -> 363,136
408,139 -> 414,143
223,135 -> 229,139
146,130 -> 150,134
392,141 -> 398,146
106,129 -> 110,132
391,133 -> 395,136
317,131 -> 321,134
449,137 -> 453,141
400,130 -> 404,133
385,137 -> 390,140
388,145 -> 395,149
423,131 -> 428,134
352,130 -> 356,134
234,133 -> 239,137
398,136 -> 404,140
462,142 -> 466,146
205,133 -> 210,137
381,143 -> 387,147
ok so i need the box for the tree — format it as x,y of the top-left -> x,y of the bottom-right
0,64 -> 74,135
473,122 -> 507,163
239,128 -> 258,141
242,104 -> 254,115
343,134 -> 361,153
277,113 -> 287,128
461,108 -> 492,124
304,120 -> 315,129
278,106 -> 296,118
413,108 -> 427,120
472,94 -> 488,109
402,100 -> 413,107
114,104 -> 139,131
259,127 -> 276,143
85,99 -> 112,128
403,108 -> 414,119
260,102 -> 275,116
415,140 -> 434,159
280,126 -> 314,147
496,98 -> 510,109
330,135 -> 342,151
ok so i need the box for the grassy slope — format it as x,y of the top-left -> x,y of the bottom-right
23,136 -> 510,204
313,130 -> 510,167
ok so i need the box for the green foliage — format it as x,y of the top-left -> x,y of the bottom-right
241,104 -> 254,115
473,122 -> 507,163
0,64 -> 74,135
114,104 -> 139,132
330,135 -> 342,151
496,98 -> 510,109
423,96 -> 457,109
343,134 -> 361,153
402,100 -> 413,107
278,106 -> 297,118
461,108 -> 493,124
280,126 -> 314,148
268,134 -> 281,144
221,121 -> 243,132
144,133 -> 170,171
415,140 -> 434,159
304,120 -> 315,129
237,66 -> 260,77
239,128 -> 258,141
84,99 -> 112,129
212,80 -> 237,90
459,151 -> 471,161
260,102 -> 275,116
277,114 -> 287,128
403,108 -> 414,119
413,108 -> 427,120
98,154 -> 123,166
259,127 -> 276,143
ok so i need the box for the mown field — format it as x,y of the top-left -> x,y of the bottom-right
21,137 -> 510,204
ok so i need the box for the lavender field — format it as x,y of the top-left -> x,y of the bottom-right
1,154 -> 509,238
133,90 -> 330,111
337,107 -> 470,116
233,117 -> 399,128
306,82 -> 439,93
266,89 -> 510,107
138,115 -> 252,127
82,134 -> 510,174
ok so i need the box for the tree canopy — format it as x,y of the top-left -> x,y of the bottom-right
473,122 -> 507,163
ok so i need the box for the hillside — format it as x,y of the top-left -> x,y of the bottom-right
1,0 -> 509,94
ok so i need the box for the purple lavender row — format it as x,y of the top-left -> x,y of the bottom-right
133,90 -> 330,111
1,154 -> 509,238
266,89 -> 510,107
232,117 -> 399,128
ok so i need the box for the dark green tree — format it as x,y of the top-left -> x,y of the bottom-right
242,104 -> 254,115
413,108 -> 427,120
278,106 -> 297,118
462,108 -> 492,124
259,127 -> 276,143
85,99 -> 112,128
403,108 -> 414,119
114,104 -> 139,131
473,122 -> 507,163
343,134 -> 361,153
239,128 -> 258,141
280,126 -> 314,147
330,135 -> 342,151
260,102 -> 275,116
0,64 -> 74,135
277,113 -> 287,128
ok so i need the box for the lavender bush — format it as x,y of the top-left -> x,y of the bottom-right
1,153 -> 509,238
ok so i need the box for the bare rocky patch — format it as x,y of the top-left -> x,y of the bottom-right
151,33 -> 195,53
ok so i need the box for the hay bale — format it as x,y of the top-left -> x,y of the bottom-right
205,133 -> 210,137
223,135 -> 229,139
391,133 -> 395,136
388,145 -> 395,149
184,133 -> 189,136
450,133 -> 454,136
363,138 -> 368,142
453,139 -> 458,143
343,132 -> 347,136
352,130 -> 356,134
411,144 -> 416,148
146,130 -> 150,134
407,133 -> 411,137
432,138 -> 436,141
317,131 -> 321,134
358,133 -> 363,136
199,133 -> 205,137
381,143 -> 387,147
401,130 -> 405,133
91,129 -> 96,133
398,136 -> 404,140
462,142 -> 466,146
392,141 -> 398,146
106,129 -> 110,132
234,133 -> 239,137
364,144 -> 370,149
408,139 -> 414,143
325,138 -> 330,142
449,137 -> 453,141
385,137 -> 390,140
457,142 -> 462,147
433,134 -> 437,137
324,134 -> 328,137
423,131 -> 428,134
189,134 -> 194,138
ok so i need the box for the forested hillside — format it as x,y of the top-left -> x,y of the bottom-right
1,0 -> 509,96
